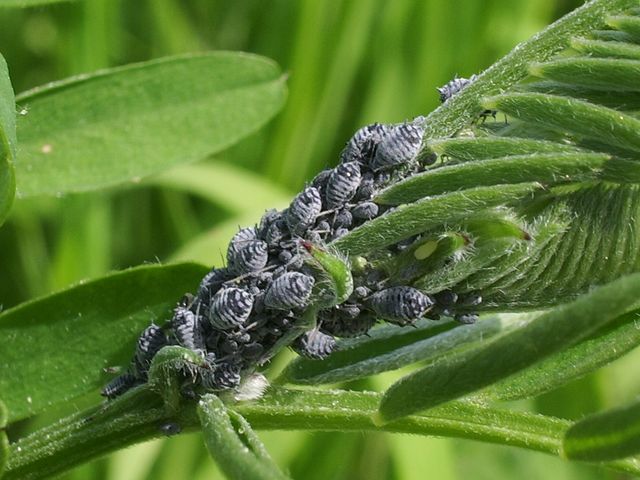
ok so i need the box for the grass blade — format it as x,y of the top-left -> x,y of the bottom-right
607,15 -> 640,42
563,397 -> 640,461
483,92 -> 640,154
377,273 -> 640,423
15,52 -> 286,197
0,262 -> 208,422
334,183 -> 540,256
0,53 -> 15,227
377,153 -> 608,204
198,394 -> 290,480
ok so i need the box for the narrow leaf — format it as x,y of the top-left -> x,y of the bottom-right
530,58 -> 640,92
521,80 -> 640,110
571,37 -> 640,59
198,394 -> 290,480
483,92 -> 640,154
281,315 -> 516,385
0,53 -> 16,227
15,52 -> 286,197
607,15 -> 640,42
428,137 -> 583,162
334,183 -> 540,256
377,273 -> 640,423
563,397 -> 640,461
0,262 -> 208,422
0,400 -> 7,478
591,29 -> 639,42
478,310 -> 640,401
377,153 -> 608,204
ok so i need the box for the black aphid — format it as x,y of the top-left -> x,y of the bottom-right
264,271 -> 315,310
197,268 -> 230,302
368,286 -> 434,325
340,123 -> 388,164
101,373 -> 138,399
371,118 -> 426,171
293,328 -> 336,359
231,240 -> 269,274
351,201 -> 379,221
209,287 -> 254,330
437,75 -> 476,103
227,227 -> 258,267
325,161 -> 362,208
134,324 -> 167,376
286,186 -> 323,235
172,296 -> 205,351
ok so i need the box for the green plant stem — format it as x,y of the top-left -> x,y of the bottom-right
422,0 -> 638,140
5,387 -> 640,479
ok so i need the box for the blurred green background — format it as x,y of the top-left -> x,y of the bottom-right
3,1 -> 636,478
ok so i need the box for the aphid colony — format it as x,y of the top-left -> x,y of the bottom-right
103,78 -> 485,400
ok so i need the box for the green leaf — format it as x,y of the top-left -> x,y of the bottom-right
607,14 -> 640,42
477,310 -> 640,401
280,315 -> 516,386
198,394 -> 290,480
563,396 -> 640,461
427,137 -> 584,162
571,37 -> 640,59
530,58 -> 640,92
482,92 -> 640,154
14,52 -> 286,197
334,183 -> 540,256
0,400 -> 7,479
421,0 -> 639,140
377,273 -> 640,423
0,0 -> 78,6
521,80 -> 640,110
377,153 -> 608,204
150,162 -> 291,216
0,262 -> 208,422
0,53 -> 16,227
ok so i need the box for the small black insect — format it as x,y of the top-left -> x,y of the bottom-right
231,240 -> 269,275
227,227 -> 258,268
292,328 -> 336,359
159,422 -> 182,436
325,161 -> 362,208
197,268 -> 230,303
101,373 -> 138,399
264,271 -> 315,310
134,324 -> 167,377
319,309 -> 376,338
371,118 -> 426,171
200,362 -> 242,390
209,287 -> 254,330
455,313 -> 479,324
172,297 -> 205,352
351,202 -> 379,221
437,75 -> 476,103
368,286 -> 434,326
286,186 -> 323,235
340,123 -> 388,164
332,209 -> 353,229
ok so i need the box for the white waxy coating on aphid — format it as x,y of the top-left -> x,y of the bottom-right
294,328 -> 336,359
371,118 -> 426,171
264,271 -> 315,310
286,186 -> 323,235
227,227 -> 258,267
209,287 -> 254,330
369,286 -> 434,325
325,161 -> 362,208
232,240 -> 269,274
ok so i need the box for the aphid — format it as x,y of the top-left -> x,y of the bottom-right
200,362 -> 242,390
351,202 -> 379,221
325,161 -> 362,208
197,268 -> 230,302
354,174 -> 375,201
340,123 -> 388,164
332,209 -> 353,229
230,240 -> 269,274
353,285 -> 371,299
368,286 -> 434,325
264,272 -> 315,310
434,290 -> 459,306
227,227 -> 258,267
320,310 -> 376,338
286,186 -> 323,235
134,324 -> 167,376
242,342 -> 265,360
311,168 -> 332,191
257,209 -> 281,238
316,220 -> 331,233
209,287 -> 254,330
292,328 -> 336,359
172,298 -> 205,352
332,227 -> 349,241
437,75 -> 476,103
455,313 -> 479,324
264,219 -> 287,247
371,118 -> 426,171
101,373 -> 138,399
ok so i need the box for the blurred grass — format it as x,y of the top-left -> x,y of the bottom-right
3,1 -> 635,479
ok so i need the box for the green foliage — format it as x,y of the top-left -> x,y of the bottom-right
15,53 -> 286,197
4,0 -> 640,479
0,53 -> 15,227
